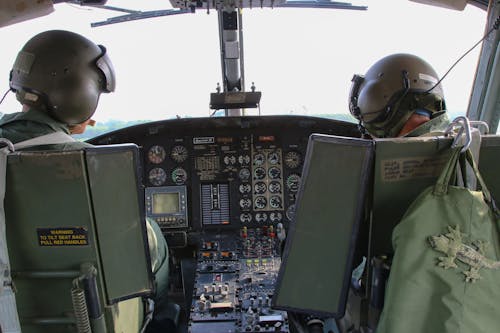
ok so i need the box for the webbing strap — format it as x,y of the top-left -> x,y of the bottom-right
0,145 -> 21,333
0,132 -> 76,332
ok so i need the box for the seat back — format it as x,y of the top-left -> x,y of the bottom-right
5,144 -> 154,333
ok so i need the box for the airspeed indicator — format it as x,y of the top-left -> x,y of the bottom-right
148,145 -> 166,164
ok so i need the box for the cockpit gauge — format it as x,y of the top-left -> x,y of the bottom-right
253,153 -> 265,166
240,198 -> 252,209
254,167 -> 266,180
268,151 -> 280,165
255,212 -> 268,223
170,145 -> 188,163
286,204 -> 296,221
223,155 -> 237,165
284,151 -> 302,169
269,181 -> 281,193
171,167 -> 188,184
270,212 -> 283,223
240,213 -> 252,223
148,145 -> 166,164
269,196 -> 282,209
238,154 -> 251,165
254,196 -> 267,210
239,168 -> 251,181
239,183 -> 252,194
254,181 -> 267,194
149,167 -> 167,186
268,166 -> 281,179
286,174 -> 301,192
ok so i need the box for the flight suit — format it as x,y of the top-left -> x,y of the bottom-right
403,111 -> 450,137
0,107 -> 170,301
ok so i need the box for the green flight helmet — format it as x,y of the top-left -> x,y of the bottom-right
349,53 -> 446,137
9,30 -> 116,125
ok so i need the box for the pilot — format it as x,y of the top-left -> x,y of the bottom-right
2,30 -> 171,330
344,53 -> 450,330
348,53 -> 449,138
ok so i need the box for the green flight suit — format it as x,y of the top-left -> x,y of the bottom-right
0,108 -> 169,301
404,111 -> 450,137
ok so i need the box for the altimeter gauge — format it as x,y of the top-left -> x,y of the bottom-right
171,145 -> 188,163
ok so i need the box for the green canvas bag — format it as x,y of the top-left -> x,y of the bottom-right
376,147 -> 500,333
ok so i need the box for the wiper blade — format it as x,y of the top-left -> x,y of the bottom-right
90,8 -> 191,27
277,0 -> 367,10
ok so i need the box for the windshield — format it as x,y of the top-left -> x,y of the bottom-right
0,0 -> 487,135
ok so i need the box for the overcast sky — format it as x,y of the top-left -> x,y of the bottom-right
0,0 -> 487,121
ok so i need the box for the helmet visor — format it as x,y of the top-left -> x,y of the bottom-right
96,45 -> 116,93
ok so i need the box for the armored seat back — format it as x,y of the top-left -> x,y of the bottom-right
4,144 -> 154,333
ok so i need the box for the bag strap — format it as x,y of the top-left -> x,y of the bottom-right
0,144 -> 21,333
463,148 -> 500,218
433,147 -> 462,196
433,146 -> 500,218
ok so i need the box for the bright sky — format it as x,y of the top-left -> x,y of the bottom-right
0,0 -> 487,122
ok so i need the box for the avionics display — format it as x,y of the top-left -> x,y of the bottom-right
145,186 -> 188,229
152,192 -> 180,214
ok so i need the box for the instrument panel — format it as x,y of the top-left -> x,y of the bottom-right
89,115 -> 359,235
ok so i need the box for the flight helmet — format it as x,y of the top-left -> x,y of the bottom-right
9,30 -> 115,125
349,53 -> 446,137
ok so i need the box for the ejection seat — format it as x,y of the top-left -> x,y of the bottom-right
3,144 -> 155,333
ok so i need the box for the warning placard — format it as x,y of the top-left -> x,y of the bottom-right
37,227 -> 89,246
381,155 -> 447,182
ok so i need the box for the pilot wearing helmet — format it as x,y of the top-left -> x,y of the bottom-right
1,30 -> 171,330
345,54 -> 451,326
3,30 -> 115,143
349,53 -> 449,138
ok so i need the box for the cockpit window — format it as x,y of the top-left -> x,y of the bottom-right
0,0 -> 486,136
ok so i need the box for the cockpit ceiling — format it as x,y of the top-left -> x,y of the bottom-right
0,0 -> 490,29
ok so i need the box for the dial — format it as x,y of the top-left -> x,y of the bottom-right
284,151 -> 302,169
239,168 -> 251,181
270,212 -> 283,223
170,145 -> 188,163
286,204 -> 296,221
254,196 -> 267,210
268,181 -> 281,193
239,183 -> 251,194
253,167 -> 266,180
254,181 -> 267,194
238,154 -> 251,165
223,155 -> 237,165
148,168 -> 167,186
255,212 -> 268,223
268,166 -> 281,179
253,153 -> 265,166
286,174 -> 301,192
240,198 -> 252,209
148,145 -> 166,164
269,196 -> 282,209
171,167 -> 188,184
240,213 -> 252,223
268,151 -> 280,165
